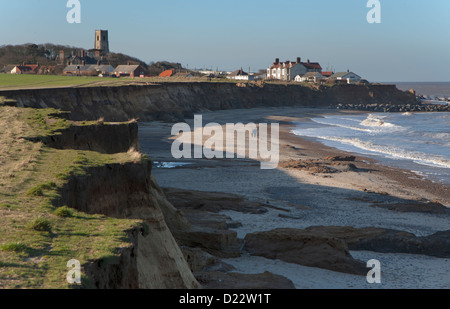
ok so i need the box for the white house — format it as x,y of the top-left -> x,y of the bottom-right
295,72 -> 324,83
267,57 -> 322,81
227,68 -> 254,81
329,71 -> 362,84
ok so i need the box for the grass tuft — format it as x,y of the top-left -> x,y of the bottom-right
26,186 -> 44,197
27,217 -> 52,232
1,242 -> 28,253
54,206 -> 74,218
26,181 -> 57,197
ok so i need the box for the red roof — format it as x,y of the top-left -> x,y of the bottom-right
303,62 -> 322,70
321,71 -> 334,77
159,69 -> 174,77
269,59 -> 322,70
14,64 -> 39,73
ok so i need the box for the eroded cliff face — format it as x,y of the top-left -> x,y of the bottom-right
27,121 -> 140,154
30,114 -> 199,289
1,82 -> 417,122
57,159 -> 198,289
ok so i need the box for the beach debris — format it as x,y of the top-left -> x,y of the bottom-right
324,155 -> 356,162
279,159 -> 339,174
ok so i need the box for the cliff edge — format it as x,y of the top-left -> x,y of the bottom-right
0,82 -> 416,122
0,106 -> 198,289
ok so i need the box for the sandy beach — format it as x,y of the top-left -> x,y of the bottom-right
138,106 -> 450,289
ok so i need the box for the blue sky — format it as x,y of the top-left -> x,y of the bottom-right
0,0 -> 449,82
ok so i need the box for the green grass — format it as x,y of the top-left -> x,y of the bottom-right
0,74 -> 106,90
21,108 -> 72,138
0,106 -> 142,288
1,242 -> 28,253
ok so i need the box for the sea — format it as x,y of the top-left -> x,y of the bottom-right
390,82 -> 450,99
291,82 -> 450,185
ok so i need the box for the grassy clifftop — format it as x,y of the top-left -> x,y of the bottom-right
0,106 -> 142,288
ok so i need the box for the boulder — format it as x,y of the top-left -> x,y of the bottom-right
195,271 -> 296,289
302,226 -> 450,258
244,228 -> 367,275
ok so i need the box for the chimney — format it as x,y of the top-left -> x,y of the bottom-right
128,61 -> 131,66
275,58 -> 279,64
307,59 -> 310,64
347,69 -> 350,72
297,57 -> 301,63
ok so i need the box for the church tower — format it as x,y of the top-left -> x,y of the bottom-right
94,30 -> 109,54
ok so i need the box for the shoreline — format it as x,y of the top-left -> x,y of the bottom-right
139,106 -> 450,289
279,122 -> 450,206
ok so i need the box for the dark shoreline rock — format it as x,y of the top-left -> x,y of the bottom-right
302,226 -> 450,258
244,228 -> 368,276
195,271 -> 296,289
330,102 -> 450,113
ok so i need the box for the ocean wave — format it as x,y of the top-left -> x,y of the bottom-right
311,114 -> 405,133
313,136 -> 450,169
422,132 -> 450,140
311,118 -> 373,132
359,114 -> 403,129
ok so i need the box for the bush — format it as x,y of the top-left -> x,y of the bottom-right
26,181 -> 57,196
54,206 -> 74,218
28,217 -> 52,232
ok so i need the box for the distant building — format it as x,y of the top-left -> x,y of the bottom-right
10,64 -> 39,74
172,72 -> 194,78
295,72 -> 324,83
321,71 -> 334,78
113,64 -> 144,77
94,30 -> 109,57
227,68 -> 254,81
159,69 -> 175,77
198,70 -> 220,76
63,64 -> 114,76
267,57 -> 322,81
252,72 -> 266,80
329,71 -> 362,84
